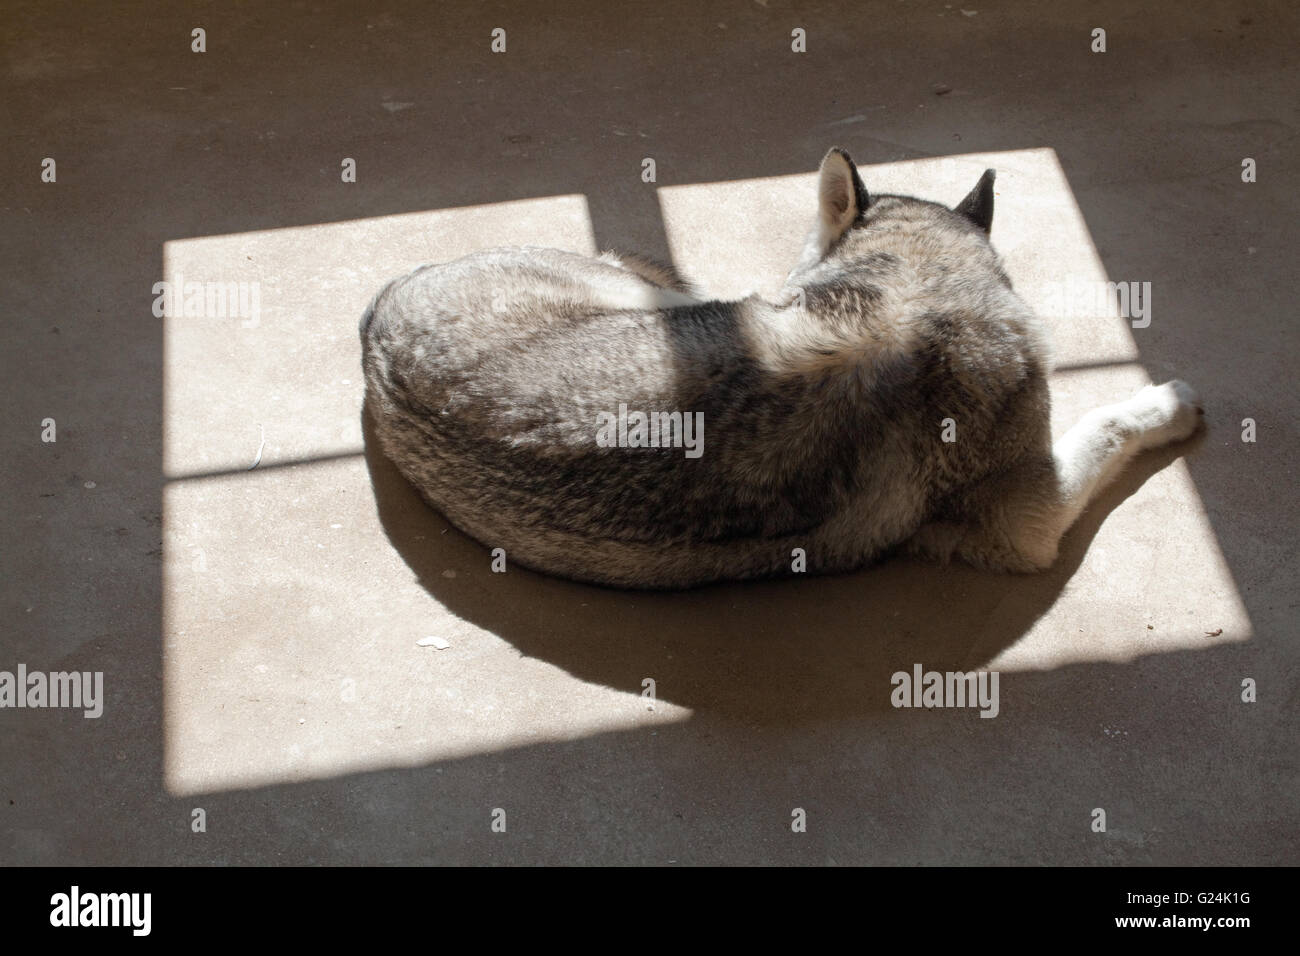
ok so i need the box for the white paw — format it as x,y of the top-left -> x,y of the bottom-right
1132,379 -> 1203,449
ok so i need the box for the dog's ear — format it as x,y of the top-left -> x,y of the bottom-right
816,147 -> 869,247
955,169 -> 996,233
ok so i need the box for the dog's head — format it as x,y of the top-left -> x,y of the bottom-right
782,147 -> 998,296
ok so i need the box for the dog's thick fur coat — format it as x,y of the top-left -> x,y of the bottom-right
361,149 -> 1201,588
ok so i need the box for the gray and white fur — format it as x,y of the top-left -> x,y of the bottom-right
361,148 -> 1202,588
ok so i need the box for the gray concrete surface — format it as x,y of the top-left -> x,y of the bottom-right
2,0 -> 1295,865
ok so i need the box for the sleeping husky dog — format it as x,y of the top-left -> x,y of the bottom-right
361,148 -> 1202,588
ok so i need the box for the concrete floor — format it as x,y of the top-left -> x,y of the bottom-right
2,0 -> 1295,865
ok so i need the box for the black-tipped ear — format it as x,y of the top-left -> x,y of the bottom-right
826,145 -> 868,217
955,168 -> 996,233
824,147 -> 870,219
813,148 -> 871,255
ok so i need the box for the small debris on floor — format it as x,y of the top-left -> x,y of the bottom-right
441,569 -> 457,578
1206,628 -> 1223,637
418,636 -> 451,649
248,424 -> 265,470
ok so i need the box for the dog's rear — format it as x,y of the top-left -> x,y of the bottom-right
362,149 -> 1201,588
